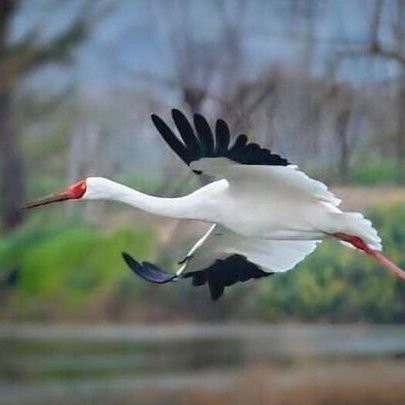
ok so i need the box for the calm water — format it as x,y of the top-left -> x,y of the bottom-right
1,323 -> 405,404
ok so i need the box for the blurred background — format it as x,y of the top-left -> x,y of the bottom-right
1,0 -> 405,403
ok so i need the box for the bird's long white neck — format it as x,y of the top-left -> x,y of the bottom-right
84,177 -> 206,220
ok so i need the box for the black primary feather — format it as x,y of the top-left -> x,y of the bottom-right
171,109 -> 201,156
123,252 -> 273,300
194,113 -> 214,156
215,119 -> 231,154
183,254 -> 273,300
151,114 -> 191,164
122,253 -> 176,284
151,109 -> 289,173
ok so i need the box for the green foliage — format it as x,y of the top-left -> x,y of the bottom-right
310,160 -> 399,186
349,160 -> 398,185
1,204 -> 405,323
0,218 -> 156,319
251,204 -> 405,322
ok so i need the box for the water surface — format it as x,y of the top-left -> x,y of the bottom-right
1,323 -> 405,404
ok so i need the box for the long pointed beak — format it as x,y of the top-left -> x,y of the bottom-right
23,192 -> 71,209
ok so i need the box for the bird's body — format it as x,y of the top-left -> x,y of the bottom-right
25,109 -> 404,300
85,160 -> 379,246
87,175 -> 344,242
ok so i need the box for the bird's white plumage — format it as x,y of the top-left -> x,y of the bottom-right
180,224 -> 320,274
85,158 -> 382,254
191,158 -> 341,206
188,161 -> 381,250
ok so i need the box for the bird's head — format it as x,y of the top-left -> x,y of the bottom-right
24,177 -> 122,209
23,179 -> 88,209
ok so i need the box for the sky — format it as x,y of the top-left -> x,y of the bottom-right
12,0 -> 403,95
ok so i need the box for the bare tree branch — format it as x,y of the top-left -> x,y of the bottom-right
0,0 -> 112,229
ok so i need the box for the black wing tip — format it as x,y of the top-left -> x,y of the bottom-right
193,112 -> 206,120
171,109 -> 192,126
121,252 -> 273,301
215,118 -> 230,131
151,110 -> 183,119
193,112 -> 212,129
122,252 -> 176,284
152,109 -> 290,169
209,284 -> 225,301
122,251 -> 138,267
150,113 -> 162,123
171,108 -> 184,117
186,254 -> 273,301
150,113 -> 169,131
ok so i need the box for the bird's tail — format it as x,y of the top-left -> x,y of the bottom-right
332,212 -> 405,281
331,212 -> 382,251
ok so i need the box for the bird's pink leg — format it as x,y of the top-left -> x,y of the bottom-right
334,232 -> 405,281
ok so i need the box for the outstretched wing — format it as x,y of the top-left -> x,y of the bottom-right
151,110 -> 341,207
122,251 -> 271,301
123,225 -> 320,300
151,109 -> 289,174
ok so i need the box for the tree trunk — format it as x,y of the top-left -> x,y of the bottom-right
0,0 -> 94,230
336,108 -> 351,182
0,89 -> 25,230
397,77 -> 405,184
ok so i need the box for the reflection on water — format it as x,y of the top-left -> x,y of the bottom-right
1,324 -> 405,404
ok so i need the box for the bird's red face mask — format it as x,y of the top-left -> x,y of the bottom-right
24,180 -> 87,209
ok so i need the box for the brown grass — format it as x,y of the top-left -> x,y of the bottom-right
7,360 -> 405,405
176,360 -> 405,405
66,360 -> 405,405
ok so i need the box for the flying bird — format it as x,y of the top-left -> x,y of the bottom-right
25,109 -> 405,300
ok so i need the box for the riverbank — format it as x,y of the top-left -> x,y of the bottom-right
1,323 -> 405,404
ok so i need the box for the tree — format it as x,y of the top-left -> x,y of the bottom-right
0,0 -> 103,230
367,0 -> 405,183
336,0 -> 405,183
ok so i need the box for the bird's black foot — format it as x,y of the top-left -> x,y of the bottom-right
122,252 -> 176,284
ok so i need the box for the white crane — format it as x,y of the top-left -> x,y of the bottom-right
25,109 -> 405,300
